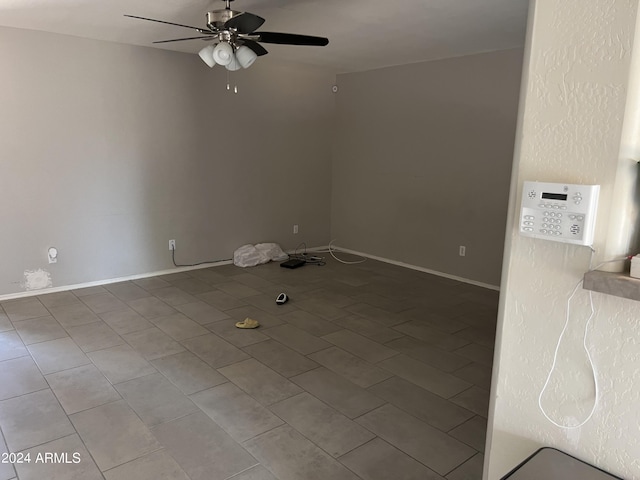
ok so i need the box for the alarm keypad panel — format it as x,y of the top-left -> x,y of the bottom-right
520,181 -> 600,246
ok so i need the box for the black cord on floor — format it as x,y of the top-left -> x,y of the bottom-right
171,248 -> 232,268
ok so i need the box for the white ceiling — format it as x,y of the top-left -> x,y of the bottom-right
0,0 -> 529,73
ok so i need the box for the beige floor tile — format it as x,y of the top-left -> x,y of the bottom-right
190,383 -> 283,442
132,276 -> 172,290
81,292 -> 127,314
1,298 -> 48,322
0,332 -> 28,362
71,286 -> 107,297
378,354 -> 472,399
151,286 -> 197,306
122,327 -> 185,360
309,346 -> 393,388
228,465 -> 278,480
0,389 -> 75,452
449,416 -> 487,452
181,333 -> 250,368
453,343 -> 494,367
66,321 -> 124,352
356,404 -> 475,476
339,437 -> 445,480
103,450 -> 191,480
452,362 -> 493,390
70,400 -> 161,471
322,330 -> 398,364
36,291 -> 81,308
15,434 -> 103,480
104,282 -> 152,302
271,392 -> 375,457
446,453 -> 484,480
13,316 -> 68,345
263,324 -> 329,355
99,308 -> 153,335
455,326 -> 497,349
174,301 -> 231,325
0,310 -> 12,333
291,368 -> 385,419
385,336 -> 472,373
28,338 -> 90,375
218,358 -> 302,406
151,312 -> 209,341
197,290 -> 247,311
295,299 -> 348,321
115,373 -> 199,426
87,344 -> 157,384
281,310 -> 342,337
167,277 -> 214,294
368,376 -> 474,432
345,303 -> 405,327
127,297 -> 176,319
450,386 -> 490,418
151,412 -> 257,480
243,425 -> 359,480
46,364 -> 121,414
151,351 -> 227,395
397,309 -> 467,334
241,340 -> 319,378
394,321 -> 469,351
215,282 -> 263,299
0,357 -> 47,400
48,303 -> 101,328
331,314 -> 404,344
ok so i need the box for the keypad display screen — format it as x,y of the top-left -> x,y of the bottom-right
541,192 -> 568,201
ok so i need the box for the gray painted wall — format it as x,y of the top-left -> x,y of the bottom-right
0,27 -> 335,296
331,49 -> 524,286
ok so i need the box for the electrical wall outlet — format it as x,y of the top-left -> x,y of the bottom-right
48,247 -> 58,264
293,224 -> 299,234
169,239 -> 176,251
459,246 -> 466,257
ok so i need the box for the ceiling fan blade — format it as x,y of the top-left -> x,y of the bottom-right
124,14 -> 210,34
239,39 -> 269,56
224,12 -> 265,34
254,32 -> 329,46
153,36 -> 216,44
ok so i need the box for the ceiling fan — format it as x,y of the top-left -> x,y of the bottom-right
125,0 -> 329,72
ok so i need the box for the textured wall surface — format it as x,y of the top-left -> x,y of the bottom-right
486,1 -> 640,479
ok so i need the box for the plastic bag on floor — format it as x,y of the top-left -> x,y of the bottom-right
233,243 -> 287,268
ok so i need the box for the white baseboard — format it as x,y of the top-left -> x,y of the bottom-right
327,245 -> 500,291
0,260 -> 234,302
0,244 -> 498,302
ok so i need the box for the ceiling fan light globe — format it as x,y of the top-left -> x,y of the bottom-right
225,54 -> 242,71
213,41 -> 233,66
198,45 -> 217,68
236,45 -> 257,69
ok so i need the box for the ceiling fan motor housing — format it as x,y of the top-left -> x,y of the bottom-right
207,10 -> 241,31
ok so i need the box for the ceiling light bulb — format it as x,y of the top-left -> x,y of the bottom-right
225,54 -> 242,71
198,45 -> 216,68
213,42 -> 233,66
236,46 -> 257,69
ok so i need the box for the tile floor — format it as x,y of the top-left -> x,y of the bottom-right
0,256 -> 498,480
